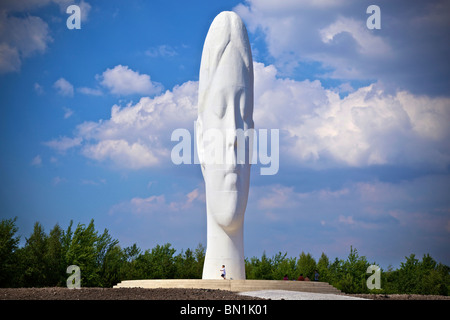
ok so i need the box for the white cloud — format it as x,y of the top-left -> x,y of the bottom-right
63,107 -> 74,119
0,43 -> 20,73
99,65 -> 163,95
110,187 -> 203,216
44,136 -> 82,153
0,13 -> 51,57
77,0 -> 92,21
319,16 -> 391,56
82,139 -> 160,169
53,78 -> 74,97
78,87 -> 102,96
257,185 -> 299,209
145,45 -> 178,58
34,82 -> 44,95
0,1 -> 91,73
253,62 -> 450,168
76,79 -> 198,169
48,61 -> 450,171
234,0 -> 450,95
31,155 -> 42,167
0,11 -> 52,73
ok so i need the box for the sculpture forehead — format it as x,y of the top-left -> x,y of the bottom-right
198,11 -> 253,115
202,10 -> 251,68
208,11 -> 245,30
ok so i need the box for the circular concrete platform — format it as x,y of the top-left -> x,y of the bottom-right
114,279 -> 342,295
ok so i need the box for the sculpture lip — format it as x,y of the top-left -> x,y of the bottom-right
217,168 -> 241,177
217,168 -> 239,174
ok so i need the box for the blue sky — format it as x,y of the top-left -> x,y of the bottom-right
1,0 -> 449,270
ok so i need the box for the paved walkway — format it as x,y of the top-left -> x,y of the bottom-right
238,290 -> 369,300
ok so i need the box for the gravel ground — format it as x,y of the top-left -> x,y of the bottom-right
0,287 -> 263,300
1,287 -> 449,300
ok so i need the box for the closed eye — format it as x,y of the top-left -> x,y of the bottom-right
213,104 -> 227,118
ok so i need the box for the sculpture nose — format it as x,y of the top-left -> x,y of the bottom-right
225,103 -> 239,166
225,130 -> 237,167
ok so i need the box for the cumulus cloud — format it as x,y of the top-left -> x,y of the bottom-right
235,0 -> 450,95
110,187 -> 204,216
53,78 -> 74,97
253,62 -> 450,168
1,0 -> 92,19
0,1 -> 91,73
0,43 -> 21,73
319,16 -> 391,56
0,0 -> 92,73
44,136 -> 82,153
46,61 -> 450,171
82,139 -> 160,169
77,80 -> 198,168
99,65 -> 163,96
0,11 -> 52,73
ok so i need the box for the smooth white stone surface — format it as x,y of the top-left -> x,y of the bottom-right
197,11 -> 254,280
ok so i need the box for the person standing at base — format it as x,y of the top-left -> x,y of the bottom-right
220,265 -> 226,279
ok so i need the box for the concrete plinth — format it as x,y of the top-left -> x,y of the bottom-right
114,279 -> 341,294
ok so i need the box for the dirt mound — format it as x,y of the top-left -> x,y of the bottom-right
1,288 -> 449,300
0,287 -> 264,300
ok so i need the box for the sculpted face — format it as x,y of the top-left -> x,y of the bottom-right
197,11 -> 254,233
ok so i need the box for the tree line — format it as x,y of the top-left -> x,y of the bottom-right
1,217 -> 449,295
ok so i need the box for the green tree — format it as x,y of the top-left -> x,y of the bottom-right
332,246 -> 371,293
65,220 -> 99,286
194,243 -> 205,278
124,243 -> 141,262
96,228 -> 120,286
389,253 -> 450,295
45,224 -> 65,286
297,251 -> 316,279
317,252 -> 330,282
20,222 -> 49,287
174,248 -> 199,279
417,254 -> 450,295
135,243 -> 176,279
271,252 -> 297,280
252,252 -> 273,280
119,243 -> 143,280
102,245 -> 126,287
0,217 -> 20,287
395,253 -> 420,293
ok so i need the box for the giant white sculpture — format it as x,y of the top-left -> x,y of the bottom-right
196,11 -> 254,280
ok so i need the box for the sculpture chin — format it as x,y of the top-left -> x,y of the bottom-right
204,165 -> 250,233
